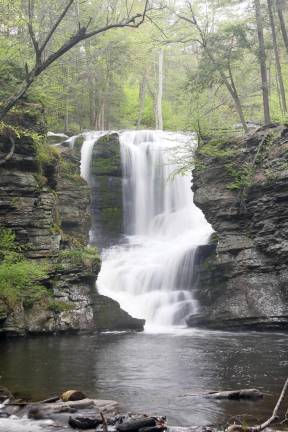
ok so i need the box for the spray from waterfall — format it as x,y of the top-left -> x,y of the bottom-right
92,130 -> 213,328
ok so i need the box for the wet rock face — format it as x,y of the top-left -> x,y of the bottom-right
90,132 -> 123,248
188,125 -> 288,330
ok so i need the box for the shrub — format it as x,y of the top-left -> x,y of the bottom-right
0,228 -> 50,308
48,300 -> 74,313
0,259 -> 49,308
58,246 -> 100,268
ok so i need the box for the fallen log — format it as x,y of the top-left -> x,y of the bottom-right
181,389 -> 263,400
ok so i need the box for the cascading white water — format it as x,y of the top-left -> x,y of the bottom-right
96,130 -> 213,328
80,131 -> 105,183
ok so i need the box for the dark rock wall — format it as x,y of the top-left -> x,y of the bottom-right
188,125 -> 288,330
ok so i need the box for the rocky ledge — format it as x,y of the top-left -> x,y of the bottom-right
188,124 -> 288,331
0,106 -> 144,335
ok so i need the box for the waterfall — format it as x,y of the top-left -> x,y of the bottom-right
80,131 -> 105,183
95,130 -> 212,328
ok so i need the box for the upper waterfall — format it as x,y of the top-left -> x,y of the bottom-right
93,130 -> 213,328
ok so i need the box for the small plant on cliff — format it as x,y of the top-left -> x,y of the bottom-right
47,300 -> 74,313
57,246 -> 100,269
225,162 -> 254,190
59,159 -> 82,183
0,228 -> 50,309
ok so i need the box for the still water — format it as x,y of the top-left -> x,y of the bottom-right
0,329 -> 287,427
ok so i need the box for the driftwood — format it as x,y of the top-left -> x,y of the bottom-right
181,389 -> 263,400
226,378 -> 288,432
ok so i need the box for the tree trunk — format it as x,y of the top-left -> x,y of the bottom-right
267,0 -> 287,113
255,0 -> 271,125
276,0 -> 288,55
155,48 -> 164,130
204,47 -> 248,132
64,98 -> 69,133
137,70 -> 147,129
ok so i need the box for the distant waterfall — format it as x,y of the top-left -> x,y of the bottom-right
96,131 -> 212,328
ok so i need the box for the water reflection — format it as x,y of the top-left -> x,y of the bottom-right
0,330 -> 287,426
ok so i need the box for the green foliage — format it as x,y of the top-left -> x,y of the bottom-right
48,300 -> 74,313
59,159 -> 82,183
35,138 -> 60,168
0,228 -> 50,309
199,138 -> 235,158
0,228 -> 18,260
225,163 -> 254,190
0,0 -> 287,137
58,246 -> 100,268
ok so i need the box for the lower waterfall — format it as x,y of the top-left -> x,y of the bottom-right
93,130 -> 213,328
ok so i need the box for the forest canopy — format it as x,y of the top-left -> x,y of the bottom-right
0,0 -> 287,134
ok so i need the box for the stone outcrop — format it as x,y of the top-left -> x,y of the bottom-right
90,132 -> 123,248
93,293 -> 145,331
188,124 -> 288,330
0,108 -> 144,335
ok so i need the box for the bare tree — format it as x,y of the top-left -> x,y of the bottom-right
0,0 -> 150,121
254,0 -> 271,125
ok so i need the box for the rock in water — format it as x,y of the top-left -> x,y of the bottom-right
0,386 -> 13,402
69,416 -> 102,429
61,390 -> 86,402
117,418 -> 156,432
139,427 -> 167,432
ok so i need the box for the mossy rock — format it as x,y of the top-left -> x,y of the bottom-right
91,133 -> 122,177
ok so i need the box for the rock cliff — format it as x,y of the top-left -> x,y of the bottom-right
188,124 -> 288,330
0,107 -> 144,335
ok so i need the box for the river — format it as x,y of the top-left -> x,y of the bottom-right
0,329 -> 287,426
